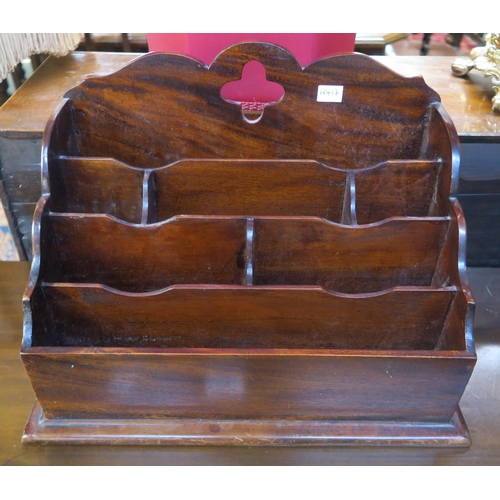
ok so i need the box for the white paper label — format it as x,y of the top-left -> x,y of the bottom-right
317,85 -> 344,102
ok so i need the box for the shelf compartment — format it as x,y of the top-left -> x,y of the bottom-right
41,212 -> 248,291
30,284 -> 457,350
48,157 -> 150,223
253,216 -> 451,292
46,157 -> 449,226
48,157 -> 348,223
353,160 -> 445,223
153,159 -> 348,222
39,209 -> 453,294
21,341 -> 475,426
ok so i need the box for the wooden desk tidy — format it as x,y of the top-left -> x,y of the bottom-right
21,43 -> 476,446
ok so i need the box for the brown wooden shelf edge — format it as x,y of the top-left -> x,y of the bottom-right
22,402 -> 471,447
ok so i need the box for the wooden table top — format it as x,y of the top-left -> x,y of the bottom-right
1,261 -> 499,465
0,52 -> 499,141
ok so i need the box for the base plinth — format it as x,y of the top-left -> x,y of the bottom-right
22,403 -> 471,447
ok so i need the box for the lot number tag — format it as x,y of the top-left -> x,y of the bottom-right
317,85 -> 344,102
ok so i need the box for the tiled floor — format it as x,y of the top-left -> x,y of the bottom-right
389,33 -> 479,56
0,205 -> 19,260
1,56 -> 32,261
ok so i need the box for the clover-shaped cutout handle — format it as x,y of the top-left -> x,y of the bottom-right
220,60 -> 285,123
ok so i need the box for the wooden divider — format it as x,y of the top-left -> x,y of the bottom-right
353,160 -> 444,223
40,213 -> 453,294
49,158 -> 146,223
154,159 -> 347,222
253,217 -> 451,292
41,215 -> 248,291
31,284 -> 456,351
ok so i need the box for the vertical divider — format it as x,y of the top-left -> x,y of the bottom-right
349,171 -> 357,225
340,171 -> 357,225
245,218 -> 255,286
142,170 -> 158,224
427,160 -> 443,217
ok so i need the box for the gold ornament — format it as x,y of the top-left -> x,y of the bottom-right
452,33 -> 500,113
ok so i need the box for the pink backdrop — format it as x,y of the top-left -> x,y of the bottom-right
146,33 -> 356,67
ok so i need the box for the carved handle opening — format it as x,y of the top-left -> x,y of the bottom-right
220,60 -> 285,123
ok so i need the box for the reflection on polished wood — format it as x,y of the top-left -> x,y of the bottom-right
0,262 -> 498,464
354,33 -> 409,54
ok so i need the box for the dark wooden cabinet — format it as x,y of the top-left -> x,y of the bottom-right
20,44 -> 476,446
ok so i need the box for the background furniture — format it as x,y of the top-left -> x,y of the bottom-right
79,33 -> 148,53
75,33 -> 407,56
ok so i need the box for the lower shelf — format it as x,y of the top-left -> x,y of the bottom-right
22,402 -> 471,447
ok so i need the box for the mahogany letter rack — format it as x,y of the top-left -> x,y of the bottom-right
21,43 -> 476,446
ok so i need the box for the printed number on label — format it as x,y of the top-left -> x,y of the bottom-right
317,85 -> 344,103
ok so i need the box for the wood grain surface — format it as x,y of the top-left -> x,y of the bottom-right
50,157 -> 145,223
48,157 -> 452,225
21,347 -> 473,423
353,160 -> 444,223
29,284 -> 456,350
42,213 -> 248,291
252,217 -> 450,292
57,47 -> 438,170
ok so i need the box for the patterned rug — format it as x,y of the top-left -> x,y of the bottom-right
408,33 -> 482,55
0,206 -> 18,260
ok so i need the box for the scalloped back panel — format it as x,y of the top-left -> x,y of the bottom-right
61,43 -> 441,170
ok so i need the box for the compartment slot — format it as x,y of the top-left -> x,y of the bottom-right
31,284 -> 456,350
41,215 -> 248,291
48,158 -> 145,223
154,160 -> 347,222
353,160 -> 444,224
47,157 -> 446,226
436,291 -> 469,351
253,217 -> 451,293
